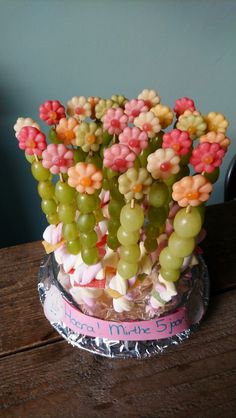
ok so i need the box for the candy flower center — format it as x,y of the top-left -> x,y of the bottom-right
203,155 -> 214,164
87,134 -> 96,144
26,139 -> 36,148
80,176 -> 92,187
111,119 -> 120,128
143,99 -> 152,108
188,126 -> 196,135
115,158 -> 126,169
49,111 -> 57,121
132,183 -> 143,193
53,156 -> 65,166
129,139 -> 139,148
65,130 -> 75,141
160,161 -> 171,172
75,107 -> 85,116
172,143 -> 181,152
132,109 -> 140,117
186,191 -> 199,200
143,123 -> 152,132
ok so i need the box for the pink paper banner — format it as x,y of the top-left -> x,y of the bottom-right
44,285 -> 190,341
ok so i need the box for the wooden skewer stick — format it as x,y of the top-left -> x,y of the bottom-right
33,153 -> 39,162
130,198 -> 135,209
186,205 -> 191,214
59,173 -> 64,182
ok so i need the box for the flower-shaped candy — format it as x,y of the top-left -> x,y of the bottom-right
172,175 -> 212,207
204,112 -> 229,134
151,104 -> 174,129
190,142 -> 225,173
162,129 -> 192,156
42,144 -> 74,174
88,96 -> 100,119
199,131 -> 230,151
176,110 -> 206,140
138,89 -> 160,108
14,117 -> 40,138
118,167 -> 152,200
39,100 -> 66,125
76,122 -> 103,152
17,126 -> 47,156
147,148 -> 180,180
124,99 -> 148,123
95,99 -> 118,120
103,144 -> 136,173
111,94 -> 128,107
174,97 -> 196,117
67,96 -> 92,120
119,127 -> 148,155
103,108 -> 128,136
134,111 -> 161,138
56,117 -> 79,145
68,162 -> 103,194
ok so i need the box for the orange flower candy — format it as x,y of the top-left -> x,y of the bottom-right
68,162 -> 103,194
56,117 -> 79,145
199,131 -> 230,151
172,175 -> 212,207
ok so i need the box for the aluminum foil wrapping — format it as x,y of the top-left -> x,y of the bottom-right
38,255 -> 209,359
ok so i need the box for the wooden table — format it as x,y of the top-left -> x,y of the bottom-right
1,201 -> 236,418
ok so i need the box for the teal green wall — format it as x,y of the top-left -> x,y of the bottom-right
1,0 -> 235,247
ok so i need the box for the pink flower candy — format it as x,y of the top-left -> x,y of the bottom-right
104,144 -> 136,173
42,144 -> 74,174
162,129 -> 192,156
174,97 -> 196,117
17,126 -> 47,156
119,127 -> 148,155
39,100 -> 66,125
124,99 -> 148,123
103,107 -> 128,136
190,142 -> 225,173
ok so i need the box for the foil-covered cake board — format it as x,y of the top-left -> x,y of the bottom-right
38,255 -> 209,359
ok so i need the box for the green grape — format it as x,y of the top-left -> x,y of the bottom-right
46,213 -> 60,225
160,268 -> 180,282
41,199 -> 57,215
55,181 -> 75,203
107,234 -> 120,250
120,244 -> 141,262
94,206 -> 104,222
147,206 -> 167,228
149,182 -> 169,208
58,203 -> 76,223
102,178 -> 110,190
159,247 -> 183,270
168,232 -> 195,258
81,247 -> 99,265
107,168 -> 119,179
31,161 -> 50,181
109,178 -> 123,200
117,260 -> 138,279
120,203 -> 144,232
74,148 -> 87,163
66,238 -> 81,255
38,181 -> 55,199
145,224 -> 160,239
144,238 -> 158,253
62,222 -> 78,241
80,231 -> 97,248
25,152 -> 35,163
102,131 -> 113,145
173,207 -> 202,238
204,167 -> 220,184
108,199 -> 124,218
86,154 -> 103,169
139,144 -> 153,167
117,226 -> 139,246
76,193 -> 98,213
108,219 -> 120,234
163,174 -> 178,187
77,213 -> 96,233
49,128 -> 60,144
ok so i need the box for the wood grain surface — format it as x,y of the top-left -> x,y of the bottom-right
0,201 -> 236,418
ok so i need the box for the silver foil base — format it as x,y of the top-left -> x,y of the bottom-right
38,255 -> 209,359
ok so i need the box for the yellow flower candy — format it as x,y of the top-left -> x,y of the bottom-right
204,112 -> 229,134
176,110 -> 207,140
151,104 -> 174,129
118,167 -> 152,201
76,122 -> 103,152
95,99 -> 118,121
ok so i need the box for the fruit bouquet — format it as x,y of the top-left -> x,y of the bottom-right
14,90 -> 230,358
